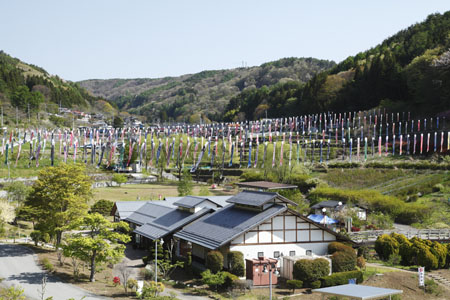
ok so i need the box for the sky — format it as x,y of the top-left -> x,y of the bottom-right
0,1 -> 449,81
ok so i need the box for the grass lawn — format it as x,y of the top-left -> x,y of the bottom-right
93,182 -> 234,202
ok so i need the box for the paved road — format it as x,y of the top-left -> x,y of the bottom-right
0,243 -> 109,300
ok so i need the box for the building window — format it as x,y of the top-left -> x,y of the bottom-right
306,250 -> 312,256
289,251 -> 296,256
273,251 -> 280,258
258,252 -> 264,258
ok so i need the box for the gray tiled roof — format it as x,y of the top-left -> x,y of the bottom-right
125,203 -> 173,225
311,200 -> 342,209
114,201 -> 148,220
166,196 -> 231,208
174,203 -> 287,249
226,190 -> 278,206
225,189 -> 300,208
173,196 -> 210,208
134,207 -> 212,240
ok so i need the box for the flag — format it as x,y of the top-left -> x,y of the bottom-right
191,144 -> 206,172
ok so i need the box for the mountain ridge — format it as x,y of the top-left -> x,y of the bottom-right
78,57 -> 336,123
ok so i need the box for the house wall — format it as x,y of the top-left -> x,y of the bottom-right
229,211 -> 336,260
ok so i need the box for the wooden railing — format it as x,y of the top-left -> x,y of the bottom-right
349,229 -> 450,243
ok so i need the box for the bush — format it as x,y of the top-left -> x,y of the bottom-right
201,269 -> 225,291
41,257 -> 54,272
140,268 -> 154,280
240,171 -> 265,182
286,280 -> 303,293
227,251 -> 245,277
293,258 -> 330,285
375,234 -> 399,260
328,242 -> 354,255
90,199 -> 114,216
331,251 -> 356,272
387,254 -> 402,266
206,251 -> 223,273
357,246 -> 370,259
127,278 -> 138,292
432,183 -> 444,193
321,270 -> 363,287
221,271 -> 238,290
112,174 -> 127,187
356,256 -> 366,269
310,280 -> 321,289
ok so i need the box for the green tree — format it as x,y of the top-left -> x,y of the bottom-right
63,213 -> 130,282
0,285 -> 26,300
23,164 -> 92,245
113,115 -> 124,128
177,169 -> 193,196
90,199 -> 114,216
6,182 -> 30,204
112,174 -> 127,187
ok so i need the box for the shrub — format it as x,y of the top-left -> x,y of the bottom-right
140,268 -> 154,280
240,171 -> 265,182
206,251 -> 224,273
30,230 -> 42,246
357,246 -> 370,259
356,256 -> 366,269
221,271 -> 238,289
387,254 -> 402,266
293,258 -> 330,285
328,242 -> 354,255
310,280 -> 321,289
331,251 -> 356,272
112,174 -> 127,187
41,257 -> 54,272
201,270 -> 225,291
375,234 -> 399,260
127,278 -> 138,292
432,183 -> 444,193
424,279 -> 442,295
227,251 -> 245,277
430,241 -> 447,269
321,270 -> 364,287
286,280 -> 303,294
113,276 -> 121,286
90,199 -> 114,216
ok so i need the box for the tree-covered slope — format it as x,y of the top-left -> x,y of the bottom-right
0,51 -> 108,126
78,57 -> 335,123
225,12 -> 450,121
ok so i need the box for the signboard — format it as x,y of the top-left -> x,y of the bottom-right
418,267 -> 425,287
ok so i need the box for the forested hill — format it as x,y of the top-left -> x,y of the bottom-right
78,57 -> 335,123
225,11 -> 450,121
0,51 -> 110,126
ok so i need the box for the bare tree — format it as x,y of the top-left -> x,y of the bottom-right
117,263 -> 132,294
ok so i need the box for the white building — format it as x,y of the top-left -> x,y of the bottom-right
174,190 -> 350,269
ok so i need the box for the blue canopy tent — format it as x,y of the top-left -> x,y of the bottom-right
308,214 -> 339,225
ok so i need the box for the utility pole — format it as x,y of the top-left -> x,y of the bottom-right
1,106 -> 3,127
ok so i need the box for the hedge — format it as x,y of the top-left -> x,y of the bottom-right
321,270 -> 363,287
286,280 -> 303,293
328,242 -> 354,255
206,251 -> 224,273
293,258 -> 330,285
375,234 -> 399,260
375,233 -> 449,270
227,251 -> 245,277
331,251 -> 356,272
